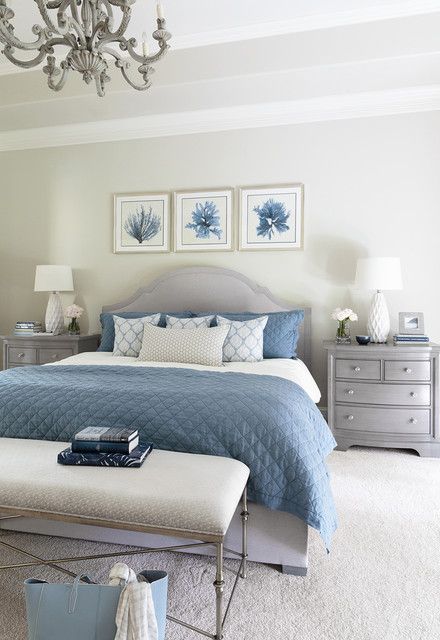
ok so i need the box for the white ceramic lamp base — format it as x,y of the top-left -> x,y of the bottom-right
45,292 -> 64,335
367,290 -> 390,343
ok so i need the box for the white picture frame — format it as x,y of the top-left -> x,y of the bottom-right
114,193 -> 170,253
174,188 -> 234,252
398,312 -> 425,335
239,184 -> 304,251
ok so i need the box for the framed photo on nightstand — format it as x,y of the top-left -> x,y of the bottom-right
398,312 -> 425,335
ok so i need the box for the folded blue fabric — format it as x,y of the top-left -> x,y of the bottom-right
98,311 -> 193,352
194,310 -> 304,359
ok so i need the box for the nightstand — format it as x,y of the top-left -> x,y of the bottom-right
1,334 -> 100,370
324,340 -> 440,458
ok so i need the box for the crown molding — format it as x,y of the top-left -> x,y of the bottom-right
1,0 -> 439,76
0,85 -> 439,152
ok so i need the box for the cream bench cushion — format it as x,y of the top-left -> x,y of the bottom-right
0,438 -> 250,542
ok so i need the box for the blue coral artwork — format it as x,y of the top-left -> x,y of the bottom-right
114,193 -> 170,253
240,185 -> 303,250
175,189 -> 233,252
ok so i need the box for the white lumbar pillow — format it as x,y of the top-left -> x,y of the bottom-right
113,314 -> 161,357
216,315 -> 268,362
138,323 -> 229,367
165,315 -> 214,329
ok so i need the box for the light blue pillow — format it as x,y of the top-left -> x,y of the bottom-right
216,315 -> 268,362
98,311 -> 193,352
166,315 -> 214,329
194,310 -> 304,359
113,314 -> 161,357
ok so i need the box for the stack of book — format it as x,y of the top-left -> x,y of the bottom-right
57,427 -> 153,467
14,321 -> 43,336
393,334 -> 430,345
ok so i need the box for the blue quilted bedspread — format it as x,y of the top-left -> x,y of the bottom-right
0,365 -> 337,547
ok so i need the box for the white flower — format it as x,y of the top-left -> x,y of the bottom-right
349,313 -> 358,322
332,307 -> 358,322
336,310 -> 348,322
331,307 -> 342,320
65,304 -> 84,319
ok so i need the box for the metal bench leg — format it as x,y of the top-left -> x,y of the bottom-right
214,541 -> 224,639
241,487 -> 249,579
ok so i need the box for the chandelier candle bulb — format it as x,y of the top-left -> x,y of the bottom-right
142,33 -> 149,57
157,3 -> 164,20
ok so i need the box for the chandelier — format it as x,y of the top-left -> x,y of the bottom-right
0,1 -> 171,97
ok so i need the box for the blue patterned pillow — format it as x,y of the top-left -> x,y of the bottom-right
194,310 -> 304,359
113,314 -> 161,357
98,311 -> 193,352
217,315 -> 268,362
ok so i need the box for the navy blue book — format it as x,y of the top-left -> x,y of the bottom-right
57,442 -> 153,468
71,436 -> 140,454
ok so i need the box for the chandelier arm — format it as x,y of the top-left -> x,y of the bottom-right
106,5 -> 131,40
1,45 -> 47,69
100,0 -> 115,30
0,21 -> 48,51
119,65 -> 151,92
95,73 -> 106,97
34,0 -> 64,35
65,16 -> 87,46
47,61 -> 70,92
46,1 -> 63,8
116,36 -> 169,65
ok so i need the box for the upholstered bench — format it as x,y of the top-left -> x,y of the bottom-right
0,438 -> 250,640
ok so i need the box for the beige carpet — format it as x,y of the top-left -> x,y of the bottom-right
0,447 -> 439,640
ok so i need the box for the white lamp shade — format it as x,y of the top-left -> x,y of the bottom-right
355,257 -> 402,291
34,265 -> 74,292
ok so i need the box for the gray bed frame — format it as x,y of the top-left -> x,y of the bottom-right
2,267 -> 312,575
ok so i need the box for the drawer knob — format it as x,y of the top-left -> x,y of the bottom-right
404,368 -> 412,373
346,389 -> 355,395
17,352 -> 25,359
409,417 -> 418,424
354,366 -> 361,372
410,391 -> 417,398
347,415 -> 354,421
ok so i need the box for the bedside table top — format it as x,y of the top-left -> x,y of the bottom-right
1,333 -> 100,341
323,339 -> 440,352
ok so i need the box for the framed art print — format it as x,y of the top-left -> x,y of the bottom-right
399,312 -> 425,335
239,184 -> 303,250
114,193 -> 170,253
174,189 -> 233,252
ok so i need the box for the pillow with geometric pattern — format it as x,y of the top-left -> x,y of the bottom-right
113,314 -> 161,357
166,315 -> 214,329
216,315 -> 268,362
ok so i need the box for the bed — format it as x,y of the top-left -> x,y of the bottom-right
0,266 -> 336,575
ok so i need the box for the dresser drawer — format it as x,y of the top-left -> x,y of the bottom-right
335,381 -> 431,406
335,359 -> 381,380
39,348 -> 74,364
8,347 -> 37,365
384,360 -> 431,382
335,406 -> 430,434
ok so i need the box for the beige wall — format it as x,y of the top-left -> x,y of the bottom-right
1,111 -> 439,400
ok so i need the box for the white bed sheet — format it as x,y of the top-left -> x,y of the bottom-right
49,352 -> 321,403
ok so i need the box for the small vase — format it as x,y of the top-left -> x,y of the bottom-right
336,320 -> 351,344
67,318 -> 80,335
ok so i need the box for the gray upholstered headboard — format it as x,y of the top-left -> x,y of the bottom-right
102,267 -> 311,369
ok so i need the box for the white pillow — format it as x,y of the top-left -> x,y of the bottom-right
216,315 -> 268,362
138,324 -> 229,367
113,314 -> 161,357
166,315 -> 214,329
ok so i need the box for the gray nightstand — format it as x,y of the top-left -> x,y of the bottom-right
1,334 -> 100,370
324,340 -> 440,458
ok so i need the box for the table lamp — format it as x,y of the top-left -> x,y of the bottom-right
34,265 -> 74,335
355,257 -> 402,343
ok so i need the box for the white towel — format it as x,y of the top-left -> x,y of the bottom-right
109,563 -> 158,640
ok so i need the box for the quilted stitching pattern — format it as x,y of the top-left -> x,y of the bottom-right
113,314 -> 161,357
0,365 -> 337,547
139,324 -> 228,366
166,315 -> 214,329
217,315 -> 268,362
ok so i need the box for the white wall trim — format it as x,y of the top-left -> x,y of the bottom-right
0,0 -> 439,76
0,85 -> 439,152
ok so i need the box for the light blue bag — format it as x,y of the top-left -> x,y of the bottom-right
24,571 -> 168,640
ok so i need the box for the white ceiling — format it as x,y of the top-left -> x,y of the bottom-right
0,1 -> 440,149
